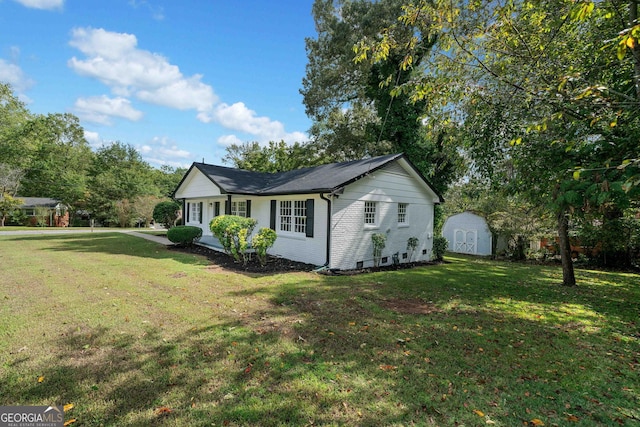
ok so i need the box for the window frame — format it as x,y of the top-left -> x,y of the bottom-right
364,201 -> 377,227
278,200 -> 307,235
397,202 -> 408,226
231,200 -> 247,217
189,202 -> 201,223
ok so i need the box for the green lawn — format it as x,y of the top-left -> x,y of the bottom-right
0,233 -> 638,426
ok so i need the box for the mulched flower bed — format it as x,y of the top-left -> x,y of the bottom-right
168,243 -> 441,275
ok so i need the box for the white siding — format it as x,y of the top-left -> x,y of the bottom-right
174,168 -> 222,199
260,195 -> 328,267
329,164 -> 438,270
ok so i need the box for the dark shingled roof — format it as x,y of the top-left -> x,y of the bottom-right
188,153 -> 405,195
176,153 -> 442,200
17,197 -> 63,208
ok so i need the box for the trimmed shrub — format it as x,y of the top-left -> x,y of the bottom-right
153,201 -> 181,229
253,227 -> 277,266
433,236 -> 448,261
167,225 -> 202,246
210,215 -> 257,265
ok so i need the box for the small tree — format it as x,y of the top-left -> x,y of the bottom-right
210,215 -> 257,265
153,201 -> 181,229
253,227 -> 277,266
372,233 -> 387,267
407,237 -> 419,262
0,193 -> 23,227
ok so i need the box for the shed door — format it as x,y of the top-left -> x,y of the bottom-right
454,229 -> 477,254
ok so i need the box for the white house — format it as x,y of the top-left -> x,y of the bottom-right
173,153 -> 442,270
442,211 -> 493,256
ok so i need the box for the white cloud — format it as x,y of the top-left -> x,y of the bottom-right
68,27 -> 217,116
74,95 -> 144,125
217,134 -> 244,147
212,102 -> 309,144
12,0 -> 63,10
83,130 -> 103,148
0,58 -> 35,98
128,0 -> 164,21
137,136 -> 192,168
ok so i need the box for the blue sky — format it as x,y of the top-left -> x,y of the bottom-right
0,0 -> 316,168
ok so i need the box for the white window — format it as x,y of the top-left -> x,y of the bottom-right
231,201 -> 247,217
398,203 -> 408,225
364,201 -> 377,225
279,200 -> 306,234
189,202 -> 201,223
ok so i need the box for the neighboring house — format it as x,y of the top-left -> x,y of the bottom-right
442,211 -> 494,256
173,153 -> 443,270
18,197 -> 69,227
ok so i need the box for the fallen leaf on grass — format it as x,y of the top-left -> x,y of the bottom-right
529,419 -> 544,426
156,407 -> 172,415
566,415 -> 579,422
37,376 -> 44,383
379,365 -> 397,371
63,419 -> 77,426
473,409 -> 485,417
63,403 -> 74,412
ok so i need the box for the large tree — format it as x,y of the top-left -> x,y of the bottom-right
302,0 -> 463,193
356,0 -> 640,285
86,142 -> 159,225
18,113 -> 92,212
0,83 -> 31,170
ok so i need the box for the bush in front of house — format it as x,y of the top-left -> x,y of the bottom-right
372,233 -> 387,267
433,236 -> 448,261
252,227 -> 277,266
167,225 -> 202,246
153,201 -> 181,229
210,215 -> 257,265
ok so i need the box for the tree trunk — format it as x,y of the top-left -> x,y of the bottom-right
557,208 -> 576,286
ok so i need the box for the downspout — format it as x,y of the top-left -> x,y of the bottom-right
320,193 -> 332,267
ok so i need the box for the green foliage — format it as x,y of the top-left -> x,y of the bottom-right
167,225 -> 203,246
252,227 -> 277,266
432,235 -> 448,261
87,142 -> 159,225
302,0 -> 464,191
371,232 -> 387,267
223,140 -> 324,172
406,236 -> 419,261
210,215 -> 257,265
153,201 -> 181,229
0,193 -> 23,226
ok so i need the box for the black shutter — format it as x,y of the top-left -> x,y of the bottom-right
225,195 -> 232,214
246,200 -> 251,218
214,202 -> 220,217
270,200 -> 277,230
306,199 -> 314,238
199,202 -> 203,224
186,202 -> 190,223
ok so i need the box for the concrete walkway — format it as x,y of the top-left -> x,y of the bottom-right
127,231 -> 172,246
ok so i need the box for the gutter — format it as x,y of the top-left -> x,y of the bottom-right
319,192 -> 332,267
